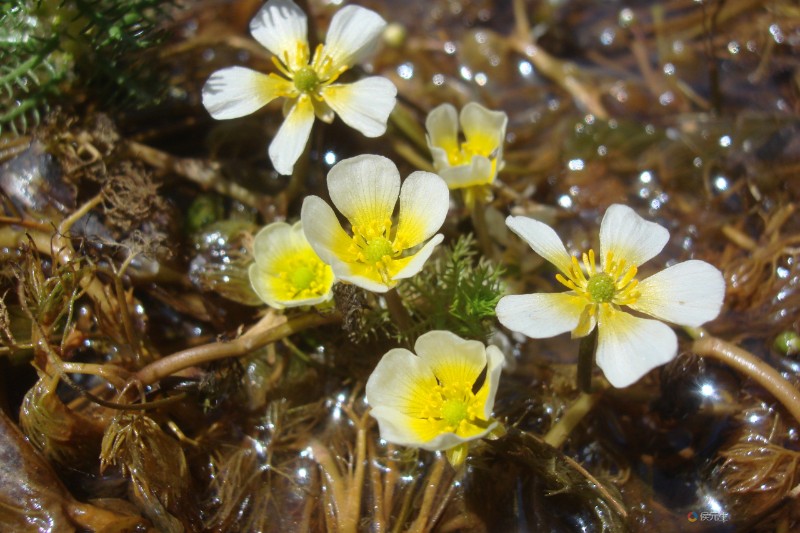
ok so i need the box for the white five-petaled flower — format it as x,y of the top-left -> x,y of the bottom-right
366,330 -> 503,460
301,154 -> 449,293
496,204 -> 726,388
248,221 -> 335,309
202,0 -> 398,175
425,102 -> 508,200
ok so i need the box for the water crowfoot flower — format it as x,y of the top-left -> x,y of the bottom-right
366,330 -> 504,465
425,102 -> 508,203
202,0 -> 397,175
496,204 -> 726,388
301,154 -> 449,293
248,221 -> 334,309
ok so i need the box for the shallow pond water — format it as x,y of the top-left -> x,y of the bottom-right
1,0 -> 800,531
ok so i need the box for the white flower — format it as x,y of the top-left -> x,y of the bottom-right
366,330 -> 503,453
248,221 -> 334,308
301,154 -> 449,293
496,204 -> 726,388
202,0 -> 397,175
425,102 -> 508,190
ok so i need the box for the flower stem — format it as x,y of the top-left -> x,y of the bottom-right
691,335 -> 800,425
469,194 -> 495,261
134,311 -> 340,386
384,288 -> 413,332
577,328 -> 597,393
408,453 -> 448,533
543,392 -> 599,449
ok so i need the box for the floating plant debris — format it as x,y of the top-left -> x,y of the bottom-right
1,0 -> 800,531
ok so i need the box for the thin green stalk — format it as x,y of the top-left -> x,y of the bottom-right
577,328 -> 597,393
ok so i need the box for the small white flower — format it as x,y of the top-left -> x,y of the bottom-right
301,154 -> 449,293
202,0 -> 397,175
425,102 -> 508,191
248,221 -> 334,308
366,330 -> 504,453
496,204 -> 726,388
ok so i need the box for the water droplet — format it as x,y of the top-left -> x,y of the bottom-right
568,159 -> 584,171
397,62 -> 414,80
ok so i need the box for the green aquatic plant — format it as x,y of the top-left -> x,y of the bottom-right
0,0 -> 170,135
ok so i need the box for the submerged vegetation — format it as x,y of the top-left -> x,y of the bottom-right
1,0 -> 800,531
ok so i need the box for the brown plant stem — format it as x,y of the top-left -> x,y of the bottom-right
691,335 -> 800,425
135,312 -> 340,386
408,454 -> 448,533
543,392 -> 600,449
469,195 -> 495,261
385,288 -> 413,332
510,0 -> 608,119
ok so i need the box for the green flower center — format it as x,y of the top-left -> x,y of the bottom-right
294,66 -> 319,93
441,399 -> 469,427
363,237 -> 393,264
587,272 -> 615,303
290,265 -> 315,290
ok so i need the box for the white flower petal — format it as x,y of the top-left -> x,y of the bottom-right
322,77 -> 397,137
268,96 -> 315,175
425,103 -> 459,154
437,156 -> 494,189
599,204 -> 669,268
414,330 -> 488,385
202,67 -> 288,119
395,171 -> 449,249
496,292 -> 585,338
249,0 -> 308,68
300,195 -> 353,267
252,221 -> 295,266
429,146 -> 452,173
630,260 -> 725,327
322,259 -> 390,293
391,233 -> 444,280
505,215 -> 573,274
327,154 -> 400,228
595,306 -> 677,388
324,5 -> 386,70
366,347 -> 437,413
417,424 -> 496,451
248,262 -> 284,309
368,407 -> 431,447
482,346 -> 504,420
460,102 -> 507,150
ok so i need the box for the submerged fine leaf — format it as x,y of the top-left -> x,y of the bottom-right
101,413 -> 193,532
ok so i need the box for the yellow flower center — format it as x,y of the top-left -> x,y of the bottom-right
363,237 -> 394,264
441,398 -> 469,427
271,42 -> 349,96
441,133 -> 499,186
293,66 -> 319,93
445,135 -> 494,165
274,249 -> 333,301
586,272 -> 615,303
289,265 -> 316,290
419,381 -> 484,434
556,249 -> 641,307
349,218 -> 402,282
